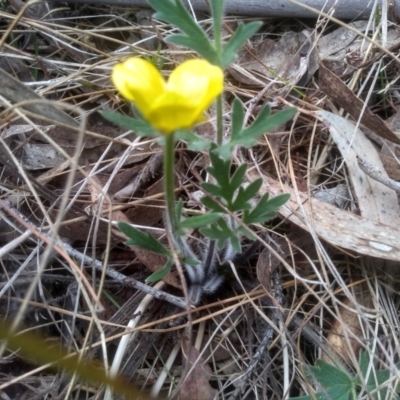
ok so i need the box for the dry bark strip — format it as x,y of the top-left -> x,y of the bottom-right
52,0 -> 398,19
319,63 -> 400,145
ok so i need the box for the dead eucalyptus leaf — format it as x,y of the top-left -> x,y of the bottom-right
87,174 -> 181,289
250,171 -> 400,262
180,346 -> 218,400
322,281 -> 374,363
125,176 -> 165,227
315,110 -> 400,227
18,142 -> 65,170
318,21 -> 370,60
229,31 -> 317,92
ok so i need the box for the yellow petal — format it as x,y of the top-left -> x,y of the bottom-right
147,59 -> 223,133
111,58 -> 166,117
168,59 -> 224,113
147,91 -> 204,133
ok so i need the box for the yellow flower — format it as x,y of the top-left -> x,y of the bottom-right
112,58 -> 223,134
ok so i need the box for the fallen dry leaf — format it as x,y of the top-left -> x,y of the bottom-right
125,176 -> 165,227
229,31 -> 317,92
250,171 -> 400,262
180,346 -> 218,400
318,21 -> 370,61
322,281 -> 374,364
315,110 -> 400,227
18,142 -> 65,170
87,172 -> 181,289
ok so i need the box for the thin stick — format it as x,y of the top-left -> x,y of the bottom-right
357,156 -> 400,193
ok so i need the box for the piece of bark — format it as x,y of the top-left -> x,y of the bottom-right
56,0 -> 399,20
0,68 -> 78,130
319,62 -> 400,145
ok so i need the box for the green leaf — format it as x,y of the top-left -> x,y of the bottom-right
231,98 -> 245,140
100,111 -> 157,137
200,218 -> 240,251
145,259 -> 173,283
201,182 -> 223,198
210,0 -> 224,31
118,222 -> 171,256
263,193 -> 290,210
357,349 -> 393,399
149,0 -> 218,64
288,360 -> 352,400
175,130 -> 211,151
221,22 -> 262,68
207,145 -> 232,193
230,163 -> 248,196
235,103 -> 271,147
166,35 -> 219,64
289,385 -> 351,400
213,99 -> 245,160
176,199 -> 183,222
239,106 -> 297,144
231,178 -> 262,211
215,106 -> 297,157
210,0 -> 224,52
200,195 -> 225,213
183,258 -> 201,266
358,349 -> 372,378
214,142 -> 233,161
243,193 -> 290,225
308,360 -> 352,388
238,225 -> 257,241
179,212 -> 222,229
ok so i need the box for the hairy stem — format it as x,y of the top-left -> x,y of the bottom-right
216,94 -> 223,146
164,133 -> 178,234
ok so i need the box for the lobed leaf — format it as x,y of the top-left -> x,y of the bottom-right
100,111 -> 157,137
118,222 -> 171,256
200,218 -> 240,251
221,22 -> 262,68
145,259 -> 173,283
175,130 -> 211,151
201,195 -> 225,213
179,212 -> 222,229
166,35 -> 219,64
149,0 -> 218,64
243,193 -> 290,225
288,360 -> 353,400
289,385 -> 351,400
231,98 -> 245,140
208,145 -> 232,192
230,162 -> 248,195
231,178 -> 262,211
201,182 -> 224,198
240,106 -> 296,143
308,360 -> 352,388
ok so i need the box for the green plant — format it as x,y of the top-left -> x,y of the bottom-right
290,350 -> 400,400
102,0 -> 296,304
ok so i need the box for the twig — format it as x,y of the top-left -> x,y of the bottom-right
228,269 -> 282,400
0,200 -> 187,310
357,156 -> 400,193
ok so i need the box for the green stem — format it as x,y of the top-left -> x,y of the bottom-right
214,18 -> 222,58
210,0 -> 223,58
216,94 -> 223,146
164,132 -> 178,234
